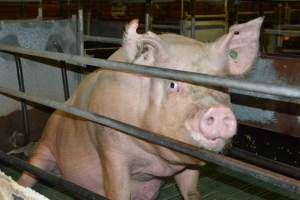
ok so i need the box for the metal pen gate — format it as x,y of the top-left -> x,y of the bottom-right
0,32 -> 300,200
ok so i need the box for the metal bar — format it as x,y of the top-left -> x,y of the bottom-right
151,24 -> 180,30
224,0 -> 229,33
229,147 -> 300,180
86,11 -> 92,35
0,86 -> 300,193
77,9 -> 84,81
145,13 -> 150,32
0,150 -> 107,200
229,88 -> 300,104
196,14 -> 226,18
61,62 -> 70,100
52,41 -> 70,100
78,9 -> 84,57
15,55 -> 30,145
37,7 -> 42,19
145,0 -> 152,32
190,0 -> 196,39
140,24 -> 181,31
180,0 -> 184,34
0,44 -> 300,99
264,29 -> 300,36
84,35 -> 122,45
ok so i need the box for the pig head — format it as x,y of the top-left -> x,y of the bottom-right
18,18 -> 263,200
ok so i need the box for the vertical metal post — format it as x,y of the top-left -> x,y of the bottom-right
234,0 -> 240,24
277,3 -> 283,49
37,1 -> 43,19
77,9 -> 84,80
52,42 -> 70,101
179,0 -> 184,35
191,0 -> 196,39
145,0 -> 152,32
38,7 -> 43,19
258,1 -> 265,53
78,9 -> 84,58
15,56 -> 30,145
86,11 -> 91,35
224,0 -> 229,33
61,62 -> 70,100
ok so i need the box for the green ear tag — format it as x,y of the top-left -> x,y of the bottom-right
230,49 -> 238,60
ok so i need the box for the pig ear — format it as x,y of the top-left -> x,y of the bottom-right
123,19 -> 169,65
214,17 -> 264,75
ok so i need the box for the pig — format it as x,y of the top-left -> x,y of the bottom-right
18,17 -> 263,200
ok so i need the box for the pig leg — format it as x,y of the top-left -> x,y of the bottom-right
101,151 -> 131,200
175,169 -> 200,200
18,143 -> 57,187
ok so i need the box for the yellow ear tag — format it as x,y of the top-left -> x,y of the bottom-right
230,49 -> 238,60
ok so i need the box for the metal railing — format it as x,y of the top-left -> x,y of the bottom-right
84,35 -> 123,45
0,43 -> 300,198
1,84 -> 300,194
0,44 -> 300,99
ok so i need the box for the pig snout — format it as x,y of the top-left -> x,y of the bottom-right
199,105 -> 237,140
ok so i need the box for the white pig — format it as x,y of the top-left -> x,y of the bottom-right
19,18 -> 263,200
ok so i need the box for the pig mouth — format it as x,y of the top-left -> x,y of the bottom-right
185,122 -> 227,152
193,132 -> 226,152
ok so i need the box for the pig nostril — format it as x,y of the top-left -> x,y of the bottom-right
224,116 -> 231,126
206,116 -> 214,126
224,116 -> 235,128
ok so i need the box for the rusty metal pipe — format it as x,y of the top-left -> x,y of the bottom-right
0,86 -> 300,193
0,44 -> 299,99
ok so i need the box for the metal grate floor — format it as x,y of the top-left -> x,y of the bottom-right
1,163 -> 299,200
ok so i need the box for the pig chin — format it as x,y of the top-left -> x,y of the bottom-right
192,130 -> 227,152
185,122 -> 228,152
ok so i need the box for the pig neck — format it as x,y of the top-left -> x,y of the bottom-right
87,71 -> 202,167
138,89 -> 203,166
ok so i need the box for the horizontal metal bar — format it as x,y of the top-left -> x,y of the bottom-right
85,47 -> 119,51
186,14 -> 227,19
229,147 -> 300,180
0,86 -> 300,193
264,29 -> 300,36
0,150 -> 107,200
84,35 -> 122,45
229,88 -> 300,104
150,24 -> 181,30
0,44 -> 299,99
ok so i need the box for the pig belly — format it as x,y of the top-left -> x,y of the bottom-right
131,179 -> 162,200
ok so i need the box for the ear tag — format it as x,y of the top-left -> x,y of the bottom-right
229,49 -> 238,61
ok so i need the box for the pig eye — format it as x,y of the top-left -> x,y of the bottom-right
234,31 -> 239,35
169,81 -> 179,92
